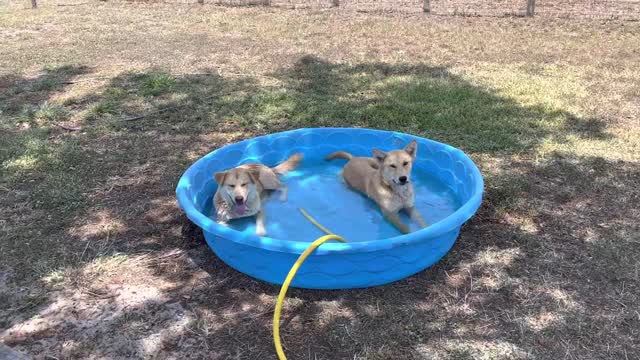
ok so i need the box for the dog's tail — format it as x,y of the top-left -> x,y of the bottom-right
272,153 -> 303,175
325,151 -> 353,161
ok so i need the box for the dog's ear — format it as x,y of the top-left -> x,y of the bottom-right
373,149 -> 387,163
213,171 -> 227,184
404,140 -> 417,159
247,169 -> 260,184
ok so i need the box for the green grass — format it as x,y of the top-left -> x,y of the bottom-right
0,3 -> 639,360
138,72 -> 176,97
86,100 -> 117,118
20,101 -> 68,126
31,77 -> 64,92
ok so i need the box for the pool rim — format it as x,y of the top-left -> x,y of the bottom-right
176,127 -> 483,255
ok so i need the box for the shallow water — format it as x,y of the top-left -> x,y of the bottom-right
204,162 -> 460,242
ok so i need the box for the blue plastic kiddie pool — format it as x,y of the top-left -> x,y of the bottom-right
176,128 -> 483,289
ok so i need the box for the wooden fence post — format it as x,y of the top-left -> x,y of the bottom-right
526,0 -> 535,16
423,0 -> 430,13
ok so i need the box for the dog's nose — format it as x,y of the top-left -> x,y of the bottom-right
398,176 -> 408,184
234,196 -> 244,204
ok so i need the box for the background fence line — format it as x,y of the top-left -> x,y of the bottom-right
3,0 -> 640,20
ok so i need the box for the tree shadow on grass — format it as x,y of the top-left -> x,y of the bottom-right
0,65 -> 90,121
227,55 -> 611,153
53,56 -> 610,154
1,57 -> 636,359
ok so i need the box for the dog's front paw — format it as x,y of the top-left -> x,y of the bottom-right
255,227 -> 267,236
395,222 -> 410,234
278,187 -> 288,202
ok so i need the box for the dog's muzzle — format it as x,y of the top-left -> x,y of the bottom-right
234,196 -> 246,215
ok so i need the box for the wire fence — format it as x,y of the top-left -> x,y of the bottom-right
228,0 -> 640,18
3,0 -> 640,19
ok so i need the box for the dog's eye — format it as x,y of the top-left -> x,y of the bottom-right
241,183 -> 248,187
229,184 -> 235,188
390,164 -> 397,168
403,161 -> 409,166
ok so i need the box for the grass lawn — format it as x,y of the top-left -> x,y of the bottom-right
1,3 -> 639,359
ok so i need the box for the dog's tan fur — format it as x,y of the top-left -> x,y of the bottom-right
213,154 -> 302,236
326,141 -> 427,234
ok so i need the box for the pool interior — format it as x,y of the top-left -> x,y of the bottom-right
203,160 -> 461,242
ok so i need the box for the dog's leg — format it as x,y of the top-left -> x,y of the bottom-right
216,209 -> 231,226
278,185 -> 288,202
255,210 -> 266,236
341,170 -> 355,189
382,210 -> 410,234
406,206 -> 428,228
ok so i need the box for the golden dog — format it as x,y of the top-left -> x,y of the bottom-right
326,140 -> 427,234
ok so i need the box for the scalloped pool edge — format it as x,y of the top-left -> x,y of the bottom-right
176,128 -> 483,289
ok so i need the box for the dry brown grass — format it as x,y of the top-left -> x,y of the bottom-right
1,3 -> 639,359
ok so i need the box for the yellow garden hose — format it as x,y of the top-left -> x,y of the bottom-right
299,208 -> 336,235
272,209 -> 347,360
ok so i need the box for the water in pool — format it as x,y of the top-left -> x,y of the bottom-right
204,162 -> 460,242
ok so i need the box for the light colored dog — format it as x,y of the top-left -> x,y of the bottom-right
326,140 -> 427,234
213,154 -> 302,236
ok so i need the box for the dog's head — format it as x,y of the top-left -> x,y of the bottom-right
214,167 -> 259,215
373,140 -> 417,186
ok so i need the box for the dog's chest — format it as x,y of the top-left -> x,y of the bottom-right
380,185 -> 414,211
397,185 -> 413,202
